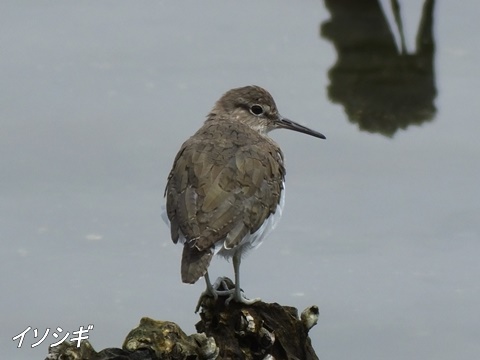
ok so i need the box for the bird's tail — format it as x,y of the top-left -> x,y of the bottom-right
181,245 -> 213,284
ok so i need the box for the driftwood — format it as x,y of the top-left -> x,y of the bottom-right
45,284 -> 319,360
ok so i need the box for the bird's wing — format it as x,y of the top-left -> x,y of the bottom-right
165,136 -> 285,252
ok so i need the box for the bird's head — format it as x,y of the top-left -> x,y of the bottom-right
208,85 -> 326,139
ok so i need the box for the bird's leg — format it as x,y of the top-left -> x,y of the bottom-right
204,272 -> 218,298
196,255 -> 261,311
207,272 -> 237,296
195,272 -> 233,312
195,272 -> 217,312
225,252 -> 261,306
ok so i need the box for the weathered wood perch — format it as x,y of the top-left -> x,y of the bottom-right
45,288 -> 319,360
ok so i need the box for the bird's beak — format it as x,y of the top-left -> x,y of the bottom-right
276,116 -> 326,139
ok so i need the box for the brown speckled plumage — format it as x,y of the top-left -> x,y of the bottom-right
165,85 -> 325,294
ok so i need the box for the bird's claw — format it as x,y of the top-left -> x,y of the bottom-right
195,276 -> 228,312
195,288 -> 218,313
214,277 -> 261,305
225,292 -> 261,306
195,276 -> 261,311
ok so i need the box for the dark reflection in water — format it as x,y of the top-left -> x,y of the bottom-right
321,0 -> 437,137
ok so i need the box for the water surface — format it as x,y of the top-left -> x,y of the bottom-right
1,1 -> 479,359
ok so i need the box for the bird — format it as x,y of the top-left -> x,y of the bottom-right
164,85 -> 325,306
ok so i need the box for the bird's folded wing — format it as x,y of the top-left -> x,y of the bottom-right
165,140 -> 285,251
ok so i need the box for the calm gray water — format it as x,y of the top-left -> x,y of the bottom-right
2,1 -> 479,359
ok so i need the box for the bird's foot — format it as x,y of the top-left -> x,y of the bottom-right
211,276 -> 235,295
195,276 -> 261,311
213,277 -> 262,306
195,277 -> 230,312
210,276 -> 261,306
225,289 -> 261,306
195,290 -> 215,313
195,287 -> 220,313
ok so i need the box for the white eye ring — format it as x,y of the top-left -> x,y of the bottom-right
250,104 -> 264,116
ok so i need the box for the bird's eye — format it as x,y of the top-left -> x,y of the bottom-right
250,105 -> 264,116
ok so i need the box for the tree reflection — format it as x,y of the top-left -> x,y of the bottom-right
321,0 -> 436,137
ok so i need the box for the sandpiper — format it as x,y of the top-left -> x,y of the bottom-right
165,85 -> 325,306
